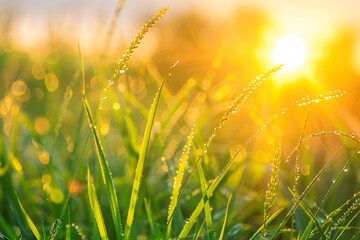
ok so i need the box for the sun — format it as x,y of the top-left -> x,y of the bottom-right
273,35 -> 307,70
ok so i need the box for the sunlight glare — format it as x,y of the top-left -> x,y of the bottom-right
273,35 -> 307,70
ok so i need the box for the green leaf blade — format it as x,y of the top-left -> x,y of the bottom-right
88,167 -> 109,240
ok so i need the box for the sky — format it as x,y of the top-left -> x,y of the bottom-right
2,0 -> 360,42
1,0 -> 360,74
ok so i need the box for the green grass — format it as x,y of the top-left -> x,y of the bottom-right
0,4 -> 359,240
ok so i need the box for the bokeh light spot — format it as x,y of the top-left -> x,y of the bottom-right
38,151 -> 50,165
50,189 -> 64,203
113,102 -> 120,110
35,117 -> 50,135
12,80 -> 27,96
45,73 -> 59,92
32,64 -> 45,80
3,122 -> 12,136
100,123 -> 110,135
42,174 -> 52,184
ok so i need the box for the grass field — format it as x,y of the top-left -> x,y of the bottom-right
0,2 -> 360,240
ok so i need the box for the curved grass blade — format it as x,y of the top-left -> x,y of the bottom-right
332,196 -> 360,240
334,210 -> 360,240
316,144 -> 359,216
177,91 -> 344,239
288,188 -> 326,239
316,191 -> 360,236
14,192 -> 41,240
87,167 -> 109,240
219,194 -> 232,240
125,62 -> 178,239
269,139 -> 352,240
83,91 -> 124,240
303,139 -> 357,237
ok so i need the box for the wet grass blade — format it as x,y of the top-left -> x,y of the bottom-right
198,159 -> 214,240
316,144 -> 360,216
288,188 -> 326,239
125,63 -> 177,240
87,166 -> 109,240
54,42 -> 93,240
269,139 -> 352,240
165,126 -> 195,238
83,91 -> 124,240
334,210 -> 360,240
15,192 -> 41,240
249,202 -> 292,240
219,194 -> 232,240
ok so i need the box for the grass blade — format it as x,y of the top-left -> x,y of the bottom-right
125,62 -> 177,239
177,90 -> 345,239
193,219 -> 206,240
144,198 -> 161,238
82,90 -> 124,240
288,188 -> 327,239
165,126 -> 195,238
250,202 -> 292,240
269,139 -> 352,240
219,194 -> 232,240
88,166 -> 109,240
197,159 -> 214,240
66,209 -> 71,240
14,192 -> 41,240
263,144 -> 282,239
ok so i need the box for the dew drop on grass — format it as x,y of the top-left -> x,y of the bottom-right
332,178 -> 336,183
344,168 -> 349,172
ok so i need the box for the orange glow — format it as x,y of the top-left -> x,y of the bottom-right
68,181 -> 82,194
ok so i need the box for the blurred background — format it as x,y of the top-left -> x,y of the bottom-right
1,0 -> 359,151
